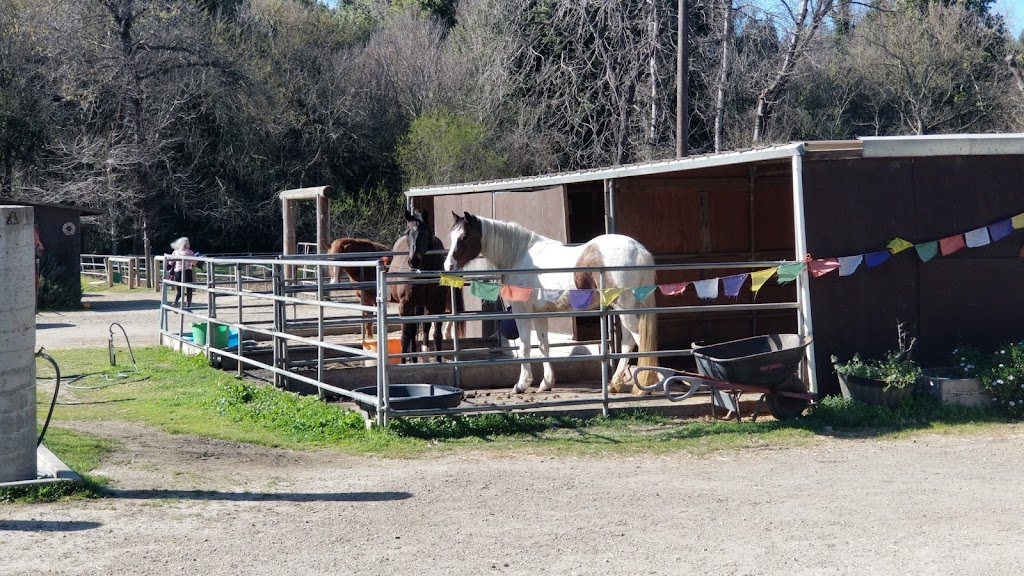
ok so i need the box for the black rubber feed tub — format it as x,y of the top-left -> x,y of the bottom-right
352,384 -> 464,413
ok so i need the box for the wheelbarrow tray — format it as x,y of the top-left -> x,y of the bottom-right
691,334 -> 812,388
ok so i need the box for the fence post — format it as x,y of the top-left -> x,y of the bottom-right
105,257 -> 113,288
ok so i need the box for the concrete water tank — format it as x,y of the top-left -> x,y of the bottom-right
0,205 -> 37,482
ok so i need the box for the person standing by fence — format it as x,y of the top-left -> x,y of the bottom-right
168,237 -> 196,307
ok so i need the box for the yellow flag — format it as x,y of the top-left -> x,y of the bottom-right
750,267 -> 778,295
599,288 -> 627,307
439,274 -> 465,288
1012,212 -> 1024,230
886,237 -> 914,254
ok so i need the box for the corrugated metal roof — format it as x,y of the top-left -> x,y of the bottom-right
860,133 -> 1024,157
406,142 -> 806,197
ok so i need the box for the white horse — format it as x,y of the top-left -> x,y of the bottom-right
444,211 -> 659,394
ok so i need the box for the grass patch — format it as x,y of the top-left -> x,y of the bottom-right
0,427 -> 116,503
31,347 -> 1018,469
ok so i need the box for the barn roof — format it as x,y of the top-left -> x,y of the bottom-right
406,133 -> 1024,198
0,198 -> 103,216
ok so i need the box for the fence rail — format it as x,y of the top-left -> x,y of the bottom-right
157,251 -> 812,428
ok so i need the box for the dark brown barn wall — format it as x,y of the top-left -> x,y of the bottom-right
614,164 -> 799,367
802,154 -> 1024,395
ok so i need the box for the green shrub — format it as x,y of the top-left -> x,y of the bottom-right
955,341 -> 1024,418
37,253 -> 82,310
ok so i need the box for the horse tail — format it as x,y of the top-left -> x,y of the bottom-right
453,287 -> 467,339
636,305 -> 660,388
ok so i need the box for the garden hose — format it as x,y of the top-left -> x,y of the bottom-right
35,348 -> 61,447
108,322 -> 139,371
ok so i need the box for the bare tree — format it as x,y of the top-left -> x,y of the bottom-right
751,0 -> 835,143
850,1 -> 1004,135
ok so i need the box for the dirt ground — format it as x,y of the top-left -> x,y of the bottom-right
8,291 -> 1024,575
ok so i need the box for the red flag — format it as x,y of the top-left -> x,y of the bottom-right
500,285 -> 534,302
807,258 -> 840,278
939,234 -> 966,256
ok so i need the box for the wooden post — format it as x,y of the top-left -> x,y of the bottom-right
278,185 -> 332,281
105,257 -> 113,288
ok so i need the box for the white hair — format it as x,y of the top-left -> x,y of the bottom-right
171,236 -> 190,251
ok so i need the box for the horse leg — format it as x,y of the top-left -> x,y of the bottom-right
399,301 -> 417,364
534,317 -> 556,392
513,317 -> 533,393
609,315 -> 639,393
432,319 -> 444,363
361,290 -> 375,340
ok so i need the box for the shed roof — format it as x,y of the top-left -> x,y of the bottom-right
0,199 -> 103,216
406,133 -> 1024,198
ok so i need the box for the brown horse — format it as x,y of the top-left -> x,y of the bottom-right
326,237 -> 390,338
326,224 -> 465,359
389,209 -> 465,363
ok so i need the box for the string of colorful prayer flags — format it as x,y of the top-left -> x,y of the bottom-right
434,210 -> 1024,305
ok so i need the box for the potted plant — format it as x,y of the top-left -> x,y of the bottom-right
918,346 -> 991,408
832,323 -> 921,409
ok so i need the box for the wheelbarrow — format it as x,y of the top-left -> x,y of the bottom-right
634,334 -> 816,421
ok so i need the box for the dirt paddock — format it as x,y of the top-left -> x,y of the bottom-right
7,290 -> 1024,575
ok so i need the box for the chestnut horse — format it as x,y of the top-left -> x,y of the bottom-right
390,209 -> 465,363
326,237 -> 390,338
444,211 -> 658,394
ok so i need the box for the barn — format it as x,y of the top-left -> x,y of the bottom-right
0,199 -> 101,296
406,134 -> 1024,396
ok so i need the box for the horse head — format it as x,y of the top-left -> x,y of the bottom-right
405,208 -> 434,270
445,211 -> 482,271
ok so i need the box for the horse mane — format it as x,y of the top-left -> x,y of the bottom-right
479,217 -> 538,269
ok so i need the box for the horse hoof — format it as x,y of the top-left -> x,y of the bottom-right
538,383 -> 553,392
513,383 -> 528,394
630,385 -> 652,396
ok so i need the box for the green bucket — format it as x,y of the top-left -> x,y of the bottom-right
191,322 -> 229,348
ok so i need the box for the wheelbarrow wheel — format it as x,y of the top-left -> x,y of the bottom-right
766,377 -> 809,420
765,393 -> 809,420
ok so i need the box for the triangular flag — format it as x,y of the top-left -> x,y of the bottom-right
939,234 -> 966,256
864,250 -> 891,268
632,286 -> 657,302
776,262 -> 806,284
500,285 -> 534,302
838,255 -> 863,277
886,238 -> 914,254
470,281 -> 502,302
599,288 -> 627,307
915,241 -> 939,262
539,288 -> 562,302
721,273 -> 749,297
989,219 -> 1014,242
807,258 -> 840,278
568,289 -> 594,310
658,282 -> 689,296
964,227 -> 990,248
750,268 -> 777,294
692,278 -> 719,300
439,273 -> 464,288
1012,212 -> 1024,229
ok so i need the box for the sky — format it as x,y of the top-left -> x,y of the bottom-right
996,0 -> 1024,38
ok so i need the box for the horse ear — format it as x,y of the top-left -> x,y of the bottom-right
405,209 -> 415,222
420,209 -> 430,224
451,211 -> 460,223
463,211 -> 472,221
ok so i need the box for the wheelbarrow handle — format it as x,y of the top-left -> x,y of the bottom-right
632,367 -> 706,403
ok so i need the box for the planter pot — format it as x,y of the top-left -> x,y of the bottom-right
919,370 -> 991,408
838,373 -> 914,409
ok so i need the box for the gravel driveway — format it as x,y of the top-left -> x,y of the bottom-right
8,292 -> 1024,575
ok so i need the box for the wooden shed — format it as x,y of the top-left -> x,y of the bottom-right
407,134 -> 1024,395
0,199 -> 101,285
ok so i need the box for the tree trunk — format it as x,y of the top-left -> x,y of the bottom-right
713,0 -> 734,152
1,151 -> 11,197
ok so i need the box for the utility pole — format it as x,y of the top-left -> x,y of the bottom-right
676,0 -> 689,158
